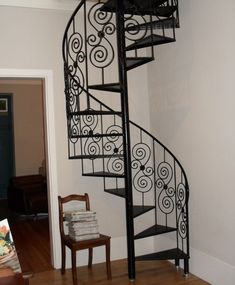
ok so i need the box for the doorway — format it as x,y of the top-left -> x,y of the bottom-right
0,80 -> 46,186
0,94 -> 14,199
0,68 -> 60,270
0,79 -> 50,272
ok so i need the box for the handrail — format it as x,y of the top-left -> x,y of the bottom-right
62,0 -> 86,63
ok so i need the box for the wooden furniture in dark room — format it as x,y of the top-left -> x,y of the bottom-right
7,174 -> 48,216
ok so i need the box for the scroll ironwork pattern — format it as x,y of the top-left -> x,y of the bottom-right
125,14 -> 148,43
67,32 -> 85,99
105,125 -> 124,174
82,113 -> 101,157
177,182 -> 187,239
87,2 -> 116,74
131,142 -> 154,193
156,162 -> 175,215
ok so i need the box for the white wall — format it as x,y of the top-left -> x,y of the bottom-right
0,3 -> 152,268
148,0 -> 235,284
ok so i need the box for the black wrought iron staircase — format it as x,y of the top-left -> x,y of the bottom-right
63,0 -> 189,280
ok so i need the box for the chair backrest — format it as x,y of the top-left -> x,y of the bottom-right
58,194 -> 90,238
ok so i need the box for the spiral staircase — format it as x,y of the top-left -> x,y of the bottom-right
63,0 -> 189,280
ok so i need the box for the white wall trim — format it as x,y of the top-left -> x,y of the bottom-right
155,236 -> 235,285
162,240 -> 235,284
0,0 -> 78,11
0,68 -> 59,268
189,247 -> 235,285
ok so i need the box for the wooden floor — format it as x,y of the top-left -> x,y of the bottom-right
30,259 -> 210,285
0,199 -> 52,273
10,217 -> 53,273
0,201 -> 209,285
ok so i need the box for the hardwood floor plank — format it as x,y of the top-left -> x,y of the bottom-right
29,259 -> 210,285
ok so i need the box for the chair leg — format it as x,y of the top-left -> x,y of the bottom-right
71,250 -> 78,285
61,242 -> 66,275
88,248 -> 93,268
105,240 -> 112,280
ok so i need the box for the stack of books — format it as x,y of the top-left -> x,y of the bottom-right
64,210 -> 100,241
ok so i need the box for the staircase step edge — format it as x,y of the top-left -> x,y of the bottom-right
68,110 -> 122,116
100,1 -> 173,16
70,133 -> 123,139
83,172 -> 124,178
104,188 -> 126,198
133,205 -> 155,218
69,154 -> 124,160
88,83 -> 121,93
126,57 -> 154,71
134,224 -> 177,240
136,248 -> 189,261
126,35 -> 175,51
125,18 -> 177,32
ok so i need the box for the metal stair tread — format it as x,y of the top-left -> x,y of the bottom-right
133,205 -> 155,218
83,171 -> 124,178
136,248 -> 188,261
104,188 -> 126,198
88,83 -> 121,93
155,6 -> 177,17
70,133 -> 123,139
126,57 -> 154,71
69,154 -> 124,160
68,110 -> 122,116
134,224 -> 176,240
125,18 -> 178,32
101,0 -> 169,16
126,34 -> 175,51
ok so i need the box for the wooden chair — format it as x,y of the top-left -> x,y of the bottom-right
58,194 -> 111,285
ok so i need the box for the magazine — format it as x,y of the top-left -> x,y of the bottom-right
0,219 -> 21,273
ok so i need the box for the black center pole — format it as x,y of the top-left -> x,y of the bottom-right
115,0 -> 136,280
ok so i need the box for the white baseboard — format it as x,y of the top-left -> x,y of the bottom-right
188,247 -> 235,285
61,235 -> 154,268
154,236 -> 235,285
57,234 -> 235,285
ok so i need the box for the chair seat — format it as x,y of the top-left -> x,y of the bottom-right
64,234 -> 111,250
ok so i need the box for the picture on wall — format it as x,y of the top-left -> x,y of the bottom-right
0,99 -> 8,112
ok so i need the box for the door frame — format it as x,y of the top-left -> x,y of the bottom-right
0,68 -> 59,268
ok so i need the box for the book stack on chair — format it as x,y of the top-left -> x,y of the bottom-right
65,210 -> 100,241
